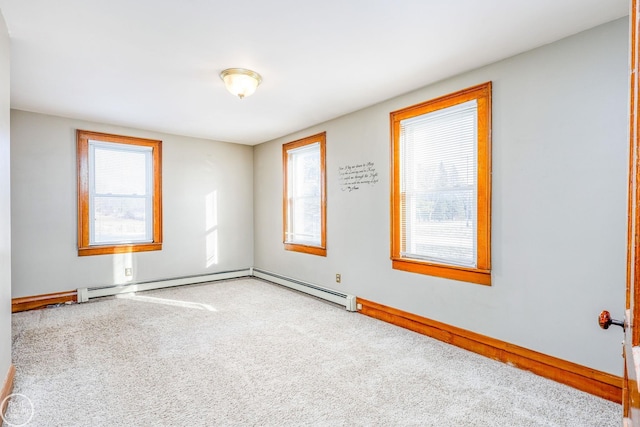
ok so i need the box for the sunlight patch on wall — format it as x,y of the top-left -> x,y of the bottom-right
205,191 -> 219,267
113,252 -> 133,284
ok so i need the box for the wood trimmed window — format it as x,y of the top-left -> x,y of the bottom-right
390,82 -> 492,285
282,132 -> 327,256
77,130 -> 162,256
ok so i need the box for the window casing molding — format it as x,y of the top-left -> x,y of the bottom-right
282,132 -> 327,256
390,82 -> 491,285
77,130 -> 163,256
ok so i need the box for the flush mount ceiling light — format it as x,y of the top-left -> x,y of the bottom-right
219,68 -> 262,99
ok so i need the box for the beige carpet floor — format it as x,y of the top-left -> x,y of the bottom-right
5,278 -> 620,426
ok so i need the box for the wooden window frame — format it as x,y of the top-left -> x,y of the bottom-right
282,132 -> 327,256
390,82 -> 492,285
77,130 -> 163,256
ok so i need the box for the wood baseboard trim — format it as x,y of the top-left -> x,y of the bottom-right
12,290 -> 78,313
0,364 -> 15,417
357,297 -> 623,403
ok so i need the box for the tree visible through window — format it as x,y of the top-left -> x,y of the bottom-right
390,82 -> 491,285
282,132 -> 326,256
77,130 -> 162,256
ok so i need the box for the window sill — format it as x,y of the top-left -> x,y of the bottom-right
284,243 -> 326,257
78,242 -> 162,256
392,258 -> 491,286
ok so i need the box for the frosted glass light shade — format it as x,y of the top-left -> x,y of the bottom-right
220,68 -> 262,99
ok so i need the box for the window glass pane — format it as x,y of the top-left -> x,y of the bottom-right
89,141 -> 153,245
94,145 -> 148,196
400,100 -> 477,267
93,196 -> 148,243
287,143 -> 320,245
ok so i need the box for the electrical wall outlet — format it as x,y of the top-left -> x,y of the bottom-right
336,274 -> 341,283
125,268 -> 133,277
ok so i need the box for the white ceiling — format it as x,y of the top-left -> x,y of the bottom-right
0,0 -> 629,145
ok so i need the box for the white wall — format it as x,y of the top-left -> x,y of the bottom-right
0,10 -> 11,381
10,111 -> 254,297
254,18 -> 629,375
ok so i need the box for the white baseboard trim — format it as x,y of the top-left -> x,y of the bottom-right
78,269 -> 251,302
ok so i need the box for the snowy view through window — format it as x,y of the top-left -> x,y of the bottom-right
400,100 -> 478,267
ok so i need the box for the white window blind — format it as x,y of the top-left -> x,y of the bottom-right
286,142 -> 321,246
400,100 -> 478,268
89,141 -> 153,245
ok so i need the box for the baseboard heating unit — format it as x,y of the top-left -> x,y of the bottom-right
77,267 -> 357,312
78,269 -> 252,302
252,268 -> 357,311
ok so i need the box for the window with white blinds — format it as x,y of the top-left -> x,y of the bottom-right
77,130 -> 162,256
283,132 -> 326,256
286,143 -> 321,245
89,141 -> 153,245
391,82 -> 492,285
400,100 -> 478,267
